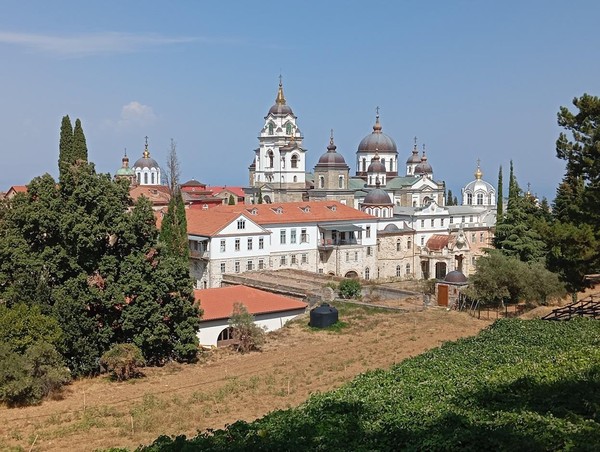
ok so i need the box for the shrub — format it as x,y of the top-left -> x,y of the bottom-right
100,343 -> 146,381
229,303 -> 266,353
0,342 -> 70,407
338,279 -> 361,299
0,303 -> 62,354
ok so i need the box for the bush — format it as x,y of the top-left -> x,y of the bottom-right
100,343 -> 146,381
229,303 -> 266,353
0,303 -> 62,354
0,342 -> 70,407
338,279 -> 361,299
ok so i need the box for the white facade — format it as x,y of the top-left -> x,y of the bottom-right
197,309 -> 306,347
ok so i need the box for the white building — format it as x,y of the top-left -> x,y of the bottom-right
194,285 -> 307,347
132,137 -> 162,186
187,201 -> 379,288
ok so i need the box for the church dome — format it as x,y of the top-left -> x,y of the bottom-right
133,153 -> 159,169
383,223 -> 399,232
367,153 -> 386,173
406,142 -> 421,164
267,78 -> 294,116
444,270 -> 467,284
414,151 -> 433,176
317,131 -> 348,166
116,151 -> 135,176
357,113 -> 397,154
363,185 -> 392,205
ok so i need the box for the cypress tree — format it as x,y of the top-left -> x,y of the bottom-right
160,191 -> 189,260
58,115 -> 73,183
228,194 -> 235,205
72,118 -> 88,163
446,189 -> 454,206
497,165 -> 503,219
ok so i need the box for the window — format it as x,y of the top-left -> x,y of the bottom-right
291,154 -> 298,168
291,229 -> 297,244
220,263 -> 226,273
237,219 -> 246,229
268,123 -> 274,135
301,253 -> 308,264
218,327 -> 234,342
420,236 -> 425,246
467,193 -> 473,205
286,123 -> 292,135
431,219 -> 435,227
320,252 -> 325,263
234,261 -> 240,273
268,151 -> 274,168
247,238 -> 253,250
396,240 -> 402,251
366,226 -> 371,238
301,229 -> 308,243
362,157 -> 366,172
259,237 -> 264,249
235,239 -> 240,251
471,233 -> 476,243
480,232 -> 484,243
407,238 -> 412,249
450,216 -> 454,224
365,267 -> 370,280
151,173 -> 155,184
441,218 -> 445,227
461,216 -> 465,223
354,251 -> 358,261
144,173 -> 148,184
258,259 -> 265,269
280,230 -> 286,244
469,215 -> 473,223
406,263 -> 411,275
477,193 -> 484,205
420,219 -> 425,228
338,175 -> 344,188
293,175 -> 297,182
280,255 -> 287,266
345,252 -> 349,262
220,239 -> 226,252
247,260 -> 253,271
291,254 -> 297,264
367,246 -> 372,256
319,176 -> 324,188
396,265 -> 402,277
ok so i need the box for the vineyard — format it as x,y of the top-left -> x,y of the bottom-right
139,319 -> 600,451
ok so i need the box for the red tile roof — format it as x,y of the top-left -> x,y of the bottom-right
206,186 -> 246,198
186,200 -> 375,237
194,285 -> 307,321
426,234 -> 450,250
130,185 -> 171,206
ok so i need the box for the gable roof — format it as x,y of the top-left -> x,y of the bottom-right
426,234 -> 450,251
186,210 -> 257,236
206,186 -> 245,198
212,200 -> 376,225
129,185 -> 171,205
195,285 -> 307,321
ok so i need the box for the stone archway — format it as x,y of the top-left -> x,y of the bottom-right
345,271 -> 359,279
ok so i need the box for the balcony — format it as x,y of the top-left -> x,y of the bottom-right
190,249 -> 209,260
317,238 -> 362,250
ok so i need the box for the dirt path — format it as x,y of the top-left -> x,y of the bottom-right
0,307 -> 491,451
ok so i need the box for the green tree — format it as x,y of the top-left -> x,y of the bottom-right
228,194 -> 236,205
100,343 -> 146,381
257,188 -> 263,204
228,302 -> 265,353
58,115 -> 73,183
497,165 -> 503,219
446,189 -> 454,206
338,279 -> 361,299
0,304 -> 62,354
72,118 -> 88,163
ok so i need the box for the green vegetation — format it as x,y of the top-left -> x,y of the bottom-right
100,343 -> 146,381
139,319 -> 600,451
228,303 -> 266,353
338,279 -> 361,299
0,118 -> 200,396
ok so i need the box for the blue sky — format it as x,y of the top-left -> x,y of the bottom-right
1,1 -> 598,201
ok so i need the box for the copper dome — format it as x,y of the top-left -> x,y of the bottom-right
316,131 -> 348,167
357,114 -> 397,154
363,187 -> 392,205
367,154 -> 386,173
444,270 -> 467,284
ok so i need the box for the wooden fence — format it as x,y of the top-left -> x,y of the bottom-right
542,294 -> 600,321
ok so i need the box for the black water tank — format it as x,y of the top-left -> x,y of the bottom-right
310,303 -> 339,328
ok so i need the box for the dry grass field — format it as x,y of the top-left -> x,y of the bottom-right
0,304 -> 492,451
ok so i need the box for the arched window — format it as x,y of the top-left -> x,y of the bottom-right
381,158 -> 386,170
144,172 -> 148,184
293,175 -> 297,182
477,193 -> 484,205
291,154 -> 298,168
396,265 -> 402,277
396,239 -> 402,251
137,173 -> 141,183
407,238 -> 412,249
405,263 -> 411,275
286,123 -> 292,135
151,173 -> 155,184
267,151 -> 274,168
338,175 -> 344,188
365,267 -> 370,280
467,193 -> 473,205
319,176 -> 325,188
362,158 -> 366,172
268,123 -> 274,135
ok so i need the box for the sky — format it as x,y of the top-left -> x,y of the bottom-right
1,0 -> 599,201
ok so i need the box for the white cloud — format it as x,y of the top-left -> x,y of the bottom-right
118,101 -> 157,128
0,31 -> 197,57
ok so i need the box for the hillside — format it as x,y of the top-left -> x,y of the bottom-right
140,318 -> 600,451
